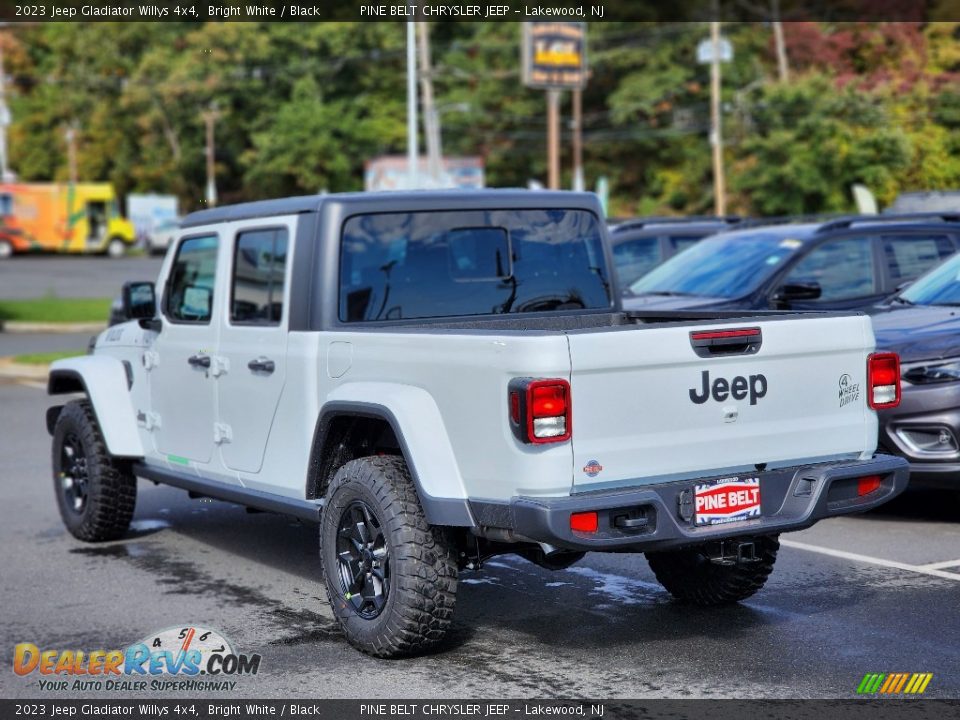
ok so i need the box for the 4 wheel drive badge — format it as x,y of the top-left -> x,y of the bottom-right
839,373 -> 860,408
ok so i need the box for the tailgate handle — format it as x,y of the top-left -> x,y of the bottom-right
690,327 -> 762,358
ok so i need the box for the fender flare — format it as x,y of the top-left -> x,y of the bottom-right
48,355 -> 144,458
314,382 -> 475,527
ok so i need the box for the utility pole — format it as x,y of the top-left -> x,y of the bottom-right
406,21 -> 418,189
417,22 -> 443,186
546,89 -> 560,190
771,0 -> 789,82
64,122 -> 78,185
202,102 -> 220,206
0,30 -> 12,182
572,88 -> 583,191
709,18 -> 726,216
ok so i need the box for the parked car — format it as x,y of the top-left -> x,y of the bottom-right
608,216 -> 743,289
623,214 -> 960,312
146,218 -> 180,256
47,190 -> 907,658
872,252 -> 960,488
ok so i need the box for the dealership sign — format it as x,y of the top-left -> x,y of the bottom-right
522,22 -> 587,89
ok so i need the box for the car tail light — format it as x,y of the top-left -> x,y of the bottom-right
508,378 -> 572,444
868,353 -> 901,409
570,511 -> 598,533
857,475 -> 882,496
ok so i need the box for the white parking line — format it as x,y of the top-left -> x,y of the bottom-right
917,559 -> 960,571
780,539 -> 960,581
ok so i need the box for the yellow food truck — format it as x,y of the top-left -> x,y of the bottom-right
0,183 -> 136,259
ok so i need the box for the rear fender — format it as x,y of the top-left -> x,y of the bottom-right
47,355 -> 143,458
321,382 -> 473,526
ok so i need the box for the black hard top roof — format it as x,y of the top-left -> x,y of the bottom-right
180,189 -> 603,228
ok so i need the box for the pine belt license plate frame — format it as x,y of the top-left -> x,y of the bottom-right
693,476 -> 762,526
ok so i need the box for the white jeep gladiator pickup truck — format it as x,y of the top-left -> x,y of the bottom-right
47,190 -> 908,657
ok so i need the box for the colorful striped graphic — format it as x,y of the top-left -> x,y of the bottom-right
857,673 -> 933,695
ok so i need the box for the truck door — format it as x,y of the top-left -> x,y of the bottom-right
86,200 -> 107,249
149,233 -> 221,466
215,223 -> 290,474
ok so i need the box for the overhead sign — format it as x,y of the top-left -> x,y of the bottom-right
523,22 -> 588,90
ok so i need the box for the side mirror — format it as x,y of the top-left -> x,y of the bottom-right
775,281 -> 822,302
122,281 -> 157,320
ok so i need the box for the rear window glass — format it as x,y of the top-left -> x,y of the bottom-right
339,209 -> 611,322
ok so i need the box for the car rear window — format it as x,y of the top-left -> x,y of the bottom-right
339,209 -> 611,322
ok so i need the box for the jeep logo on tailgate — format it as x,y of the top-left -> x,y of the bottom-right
689,370 -> 768,406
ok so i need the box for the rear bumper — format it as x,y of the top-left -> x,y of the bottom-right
473,455 -> 909,553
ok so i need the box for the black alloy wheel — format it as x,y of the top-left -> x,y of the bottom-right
59,432 -> 89,515
335,500 -> 390,619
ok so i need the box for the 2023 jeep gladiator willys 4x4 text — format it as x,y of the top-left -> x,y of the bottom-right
46,191 -> 908,657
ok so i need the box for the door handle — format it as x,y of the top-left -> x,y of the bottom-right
187,354 -> 211,368
247,357 -> 275,374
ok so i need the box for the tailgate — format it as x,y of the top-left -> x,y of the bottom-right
566,315 -> 876,491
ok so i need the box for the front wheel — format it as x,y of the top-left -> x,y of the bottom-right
0,238 -> 13,259
52,400 -> 137,542
319,456 -> 458,658
646,535 -> 779,605
106,237 -> 127,258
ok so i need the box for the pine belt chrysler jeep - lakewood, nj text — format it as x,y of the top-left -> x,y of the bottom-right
46,191 -> 909,657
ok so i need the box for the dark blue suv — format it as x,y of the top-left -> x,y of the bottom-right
608,216 -> 742,289
622,214 -> 960,312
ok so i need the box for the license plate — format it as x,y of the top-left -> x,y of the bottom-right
694,476 -> 761,526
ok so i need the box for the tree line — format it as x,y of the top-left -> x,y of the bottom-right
5,21 -> 960,217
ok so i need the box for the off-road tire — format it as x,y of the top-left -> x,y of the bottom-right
646,535 -> 779,605
319,456 -> 458,658
52,400 -> 137,542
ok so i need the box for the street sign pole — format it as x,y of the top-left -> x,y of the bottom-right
406,21 -> 418,188
709,19 -> 726,216
547,89 -> 560,190
523,23 -> 586,192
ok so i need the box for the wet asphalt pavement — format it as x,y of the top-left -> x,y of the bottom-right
0,255 -> 163,300
1,379 -> 959,700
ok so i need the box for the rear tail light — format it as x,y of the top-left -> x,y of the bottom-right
868,352 -> 901,409
508,378 -> 572,444
857,475 -> 882,496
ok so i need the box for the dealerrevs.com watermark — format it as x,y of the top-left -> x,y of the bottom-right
12,626 -> 261,693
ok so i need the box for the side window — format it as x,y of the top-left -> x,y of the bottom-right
882,234 -> 954,285
612,237 -> 661,287
785,236 -> 876,301
231,228 -> 288,325
164,235 -> 218,323
667,235 -> 702,253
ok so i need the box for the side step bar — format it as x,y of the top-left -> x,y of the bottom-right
132,463 -> 324,523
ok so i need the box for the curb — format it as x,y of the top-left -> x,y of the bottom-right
0,321 -> 105,334
0,357 -> 50,381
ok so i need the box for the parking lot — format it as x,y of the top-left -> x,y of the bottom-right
1,370 -> 959,699
0,255 -> 163,301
